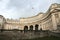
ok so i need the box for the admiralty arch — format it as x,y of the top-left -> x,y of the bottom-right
0,3 -> 60,32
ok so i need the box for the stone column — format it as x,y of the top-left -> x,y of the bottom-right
41,24 -> 44,30
41,23 -> 43,30
40,23 -> 42,28
38,24 -> 40,30
51,14 -> 57,30
58,12 -> 60,24
33,25 -> 35,30
44,24 -> 45,30
28,26 -> 30,30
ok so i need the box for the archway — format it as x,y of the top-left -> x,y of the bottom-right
24,26 -> 28,32
30,25 -> 33,31
40,28 -> 42,31
35,24 -> 39,31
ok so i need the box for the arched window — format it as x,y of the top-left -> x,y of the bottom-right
24,26 -> 28,32
30,25 -> 33,31
35,24 -> 39,31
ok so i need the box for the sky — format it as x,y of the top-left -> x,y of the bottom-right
0,0 -> 60,19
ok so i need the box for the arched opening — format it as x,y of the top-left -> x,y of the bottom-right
0,24 -> 4,32
40,28 -> 42,31
24,26 -> 28,32
30,25 -> 33,31
35,24 -> 39,31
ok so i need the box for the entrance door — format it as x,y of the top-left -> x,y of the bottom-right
30,25 -> 33,31
24,26 -> 28,32
35,24 -> 39,32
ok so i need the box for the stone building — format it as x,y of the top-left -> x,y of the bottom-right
0,3 -> 60,32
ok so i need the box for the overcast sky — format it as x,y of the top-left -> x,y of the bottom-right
0,0 -> 60,19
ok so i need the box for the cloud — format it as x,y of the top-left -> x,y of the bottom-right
0,0 -> 2,1
0,0 -> 60,19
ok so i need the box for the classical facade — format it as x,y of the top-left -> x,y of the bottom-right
0,3 -> 60,31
